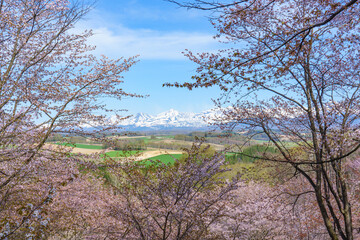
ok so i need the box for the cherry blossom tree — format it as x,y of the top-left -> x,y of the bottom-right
166,0 -> 360,239
109,143 -> 238,240
0,0 -> 141,238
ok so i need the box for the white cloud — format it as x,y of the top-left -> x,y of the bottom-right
74,22 -> 221,60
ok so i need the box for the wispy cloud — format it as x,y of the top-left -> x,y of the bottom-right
74,13 -> 221,60
89,27 -> 219,60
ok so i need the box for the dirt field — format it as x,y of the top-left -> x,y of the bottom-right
135,149 -> 183,160
112,148 -> 183,161
71,148 -> 106,154
44,143 -> 107,154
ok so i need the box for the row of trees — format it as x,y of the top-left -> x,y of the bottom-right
1,0 -> 360,239
103,139 -> 147,151
174,133 -> 248,146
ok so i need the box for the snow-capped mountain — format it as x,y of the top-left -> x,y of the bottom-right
118,109 -> 221,130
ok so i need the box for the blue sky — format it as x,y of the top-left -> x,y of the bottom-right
77,0 -> 224,115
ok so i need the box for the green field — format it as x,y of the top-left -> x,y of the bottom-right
104,150 -> 144,158
160,135 -> 175,139
139,154 -> 183,166
56,143 -> 104,149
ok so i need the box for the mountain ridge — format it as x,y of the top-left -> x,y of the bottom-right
117,108 -> 220,130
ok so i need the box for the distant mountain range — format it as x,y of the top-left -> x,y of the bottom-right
115,109 -> 221,130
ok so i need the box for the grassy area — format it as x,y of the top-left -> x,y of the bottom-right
225,144 -> 280,164
139,154 -> 183,166
252,140 -> 299,148
104,150 -> 144,158
220,162 -> 273,182
220,162 -> 255,180
161,135 -> 175,139
225,152 -> 239,158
